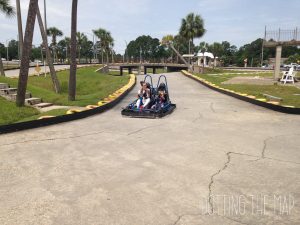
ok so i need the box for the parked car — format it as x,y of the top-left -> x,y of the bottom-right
284,63 -> 298,69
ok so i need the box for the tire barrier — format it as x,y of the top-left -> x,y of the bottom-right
0,74 -> 136,134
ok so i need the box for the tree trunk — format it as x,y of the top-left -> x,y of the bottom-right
78,49 -> 81,64
68,0 -> 78,101
169,44 -> 189,67
36,5 -> 61,93
111,49 -> 114,63
170,44 -> 193,71
16,0 -> 38,107
0,57 -> 5,76
16,0 -> 24,60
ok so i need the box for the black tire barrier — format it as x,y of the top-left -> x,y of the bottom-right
0,75 -> 136,134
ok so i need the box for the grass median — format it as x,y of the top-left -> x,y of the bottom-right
194,70 -> 300,107
0,66 -> 130,125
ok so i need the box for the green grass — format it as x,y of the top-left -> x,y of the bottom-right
17,109 -> 68,123
201,67 -> 255,74
145,68 -> 166,74
0,66 -> 130,125
194,72 -> 300,107
0,96 -> 39,126
0,66 -> 130,107
109,70 -> 128,76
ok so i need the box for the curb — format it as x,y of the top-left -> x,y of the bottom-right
0,74 -> 136,134
181,70 -> 300,114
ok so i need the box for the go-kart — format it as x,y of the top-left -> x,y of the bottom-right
121,75 -> 176,118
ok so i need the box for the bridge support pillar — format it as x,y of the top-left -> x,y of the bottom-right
153,68 -> 156,74
274,45 -> 282,80
120,67 -> 123,76
144,67 -> 147,74
128,67 -> 132,74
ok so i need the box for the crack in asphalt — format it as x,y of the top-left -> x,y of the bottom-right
210,102 -> 216,113
253,133 -> 300,163
206,134 -> 300,222
0,130 -> 105,147
208,152 -> 232,214
192,112 -> 204,123
127,124 -> 162,136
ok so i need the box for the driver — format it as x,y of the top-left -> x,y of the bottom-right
136,81 -> 151,109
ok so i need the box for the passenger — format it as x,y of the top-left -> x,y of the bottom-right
136,81 -> 151,109
152,90 -> 167,110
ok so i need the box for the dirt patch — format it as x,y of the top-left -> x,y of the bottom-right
222,76 -> 275,85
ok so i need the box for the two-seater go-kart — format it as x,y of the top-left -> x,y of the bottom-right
121,75 -> 176,118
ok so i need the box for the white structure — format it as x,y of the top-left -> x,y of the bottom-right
280,67 -> 296,84
197,52 -> 217,67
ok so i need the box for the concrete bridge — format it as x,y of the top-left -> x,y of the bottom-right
109,63 -> 189,75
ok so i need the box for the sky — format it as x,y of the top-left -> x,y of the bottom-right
0,0 -> 299,54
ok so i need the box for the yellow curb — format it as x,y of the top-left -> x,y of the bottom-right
38,115 -> 55,120
66,109 -> 83,115
268,101 -> 280,105
257,98 -> 267,102
86,105 -> 99,109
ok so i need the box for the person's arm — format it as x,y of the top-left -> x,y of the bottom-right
137,89 -> 142,98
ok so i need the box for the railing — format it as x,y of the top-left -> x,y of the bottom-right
264,27 -> 299,42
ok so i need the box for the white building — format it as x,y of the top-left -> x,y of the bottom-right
197,52 -> 217,67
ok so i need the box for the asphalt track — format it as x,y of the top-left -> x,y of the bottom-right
0,72 -> 299,225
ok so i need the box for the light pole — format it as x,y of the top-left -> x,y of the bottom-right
140,47 -> 142,64
124,40 -> 128,63
44,0 -> 47,33
5,39 -> 13,64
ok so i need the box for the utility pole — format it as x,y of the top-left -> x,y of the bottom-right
43,0 -> 48,68
44,0 -> 47,33
6,39 -> 9,63
124,40 -> 128,63
261,26 -> 266,67
16,0 -> 23,61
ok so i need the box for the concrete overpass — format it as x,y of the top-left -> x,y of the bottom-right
109,63 -> 189,75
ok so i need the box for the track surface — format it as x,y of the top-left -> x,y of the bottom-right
0,72 -> 299,225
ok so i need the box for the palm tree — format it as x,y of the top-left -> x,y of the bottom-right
16,0 -> 38,106
93,28 -> 114,64
65,37 -> 71,63
47,27 -> 63,62
0,0 -> 14,15
69,0 -> 78,101
208,42 -> 223,68
179,13 -> 206,55
0,0 -> 15,76
36,4 -> 60,93
76,32 -> 88,64
106,33 -> 114,64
